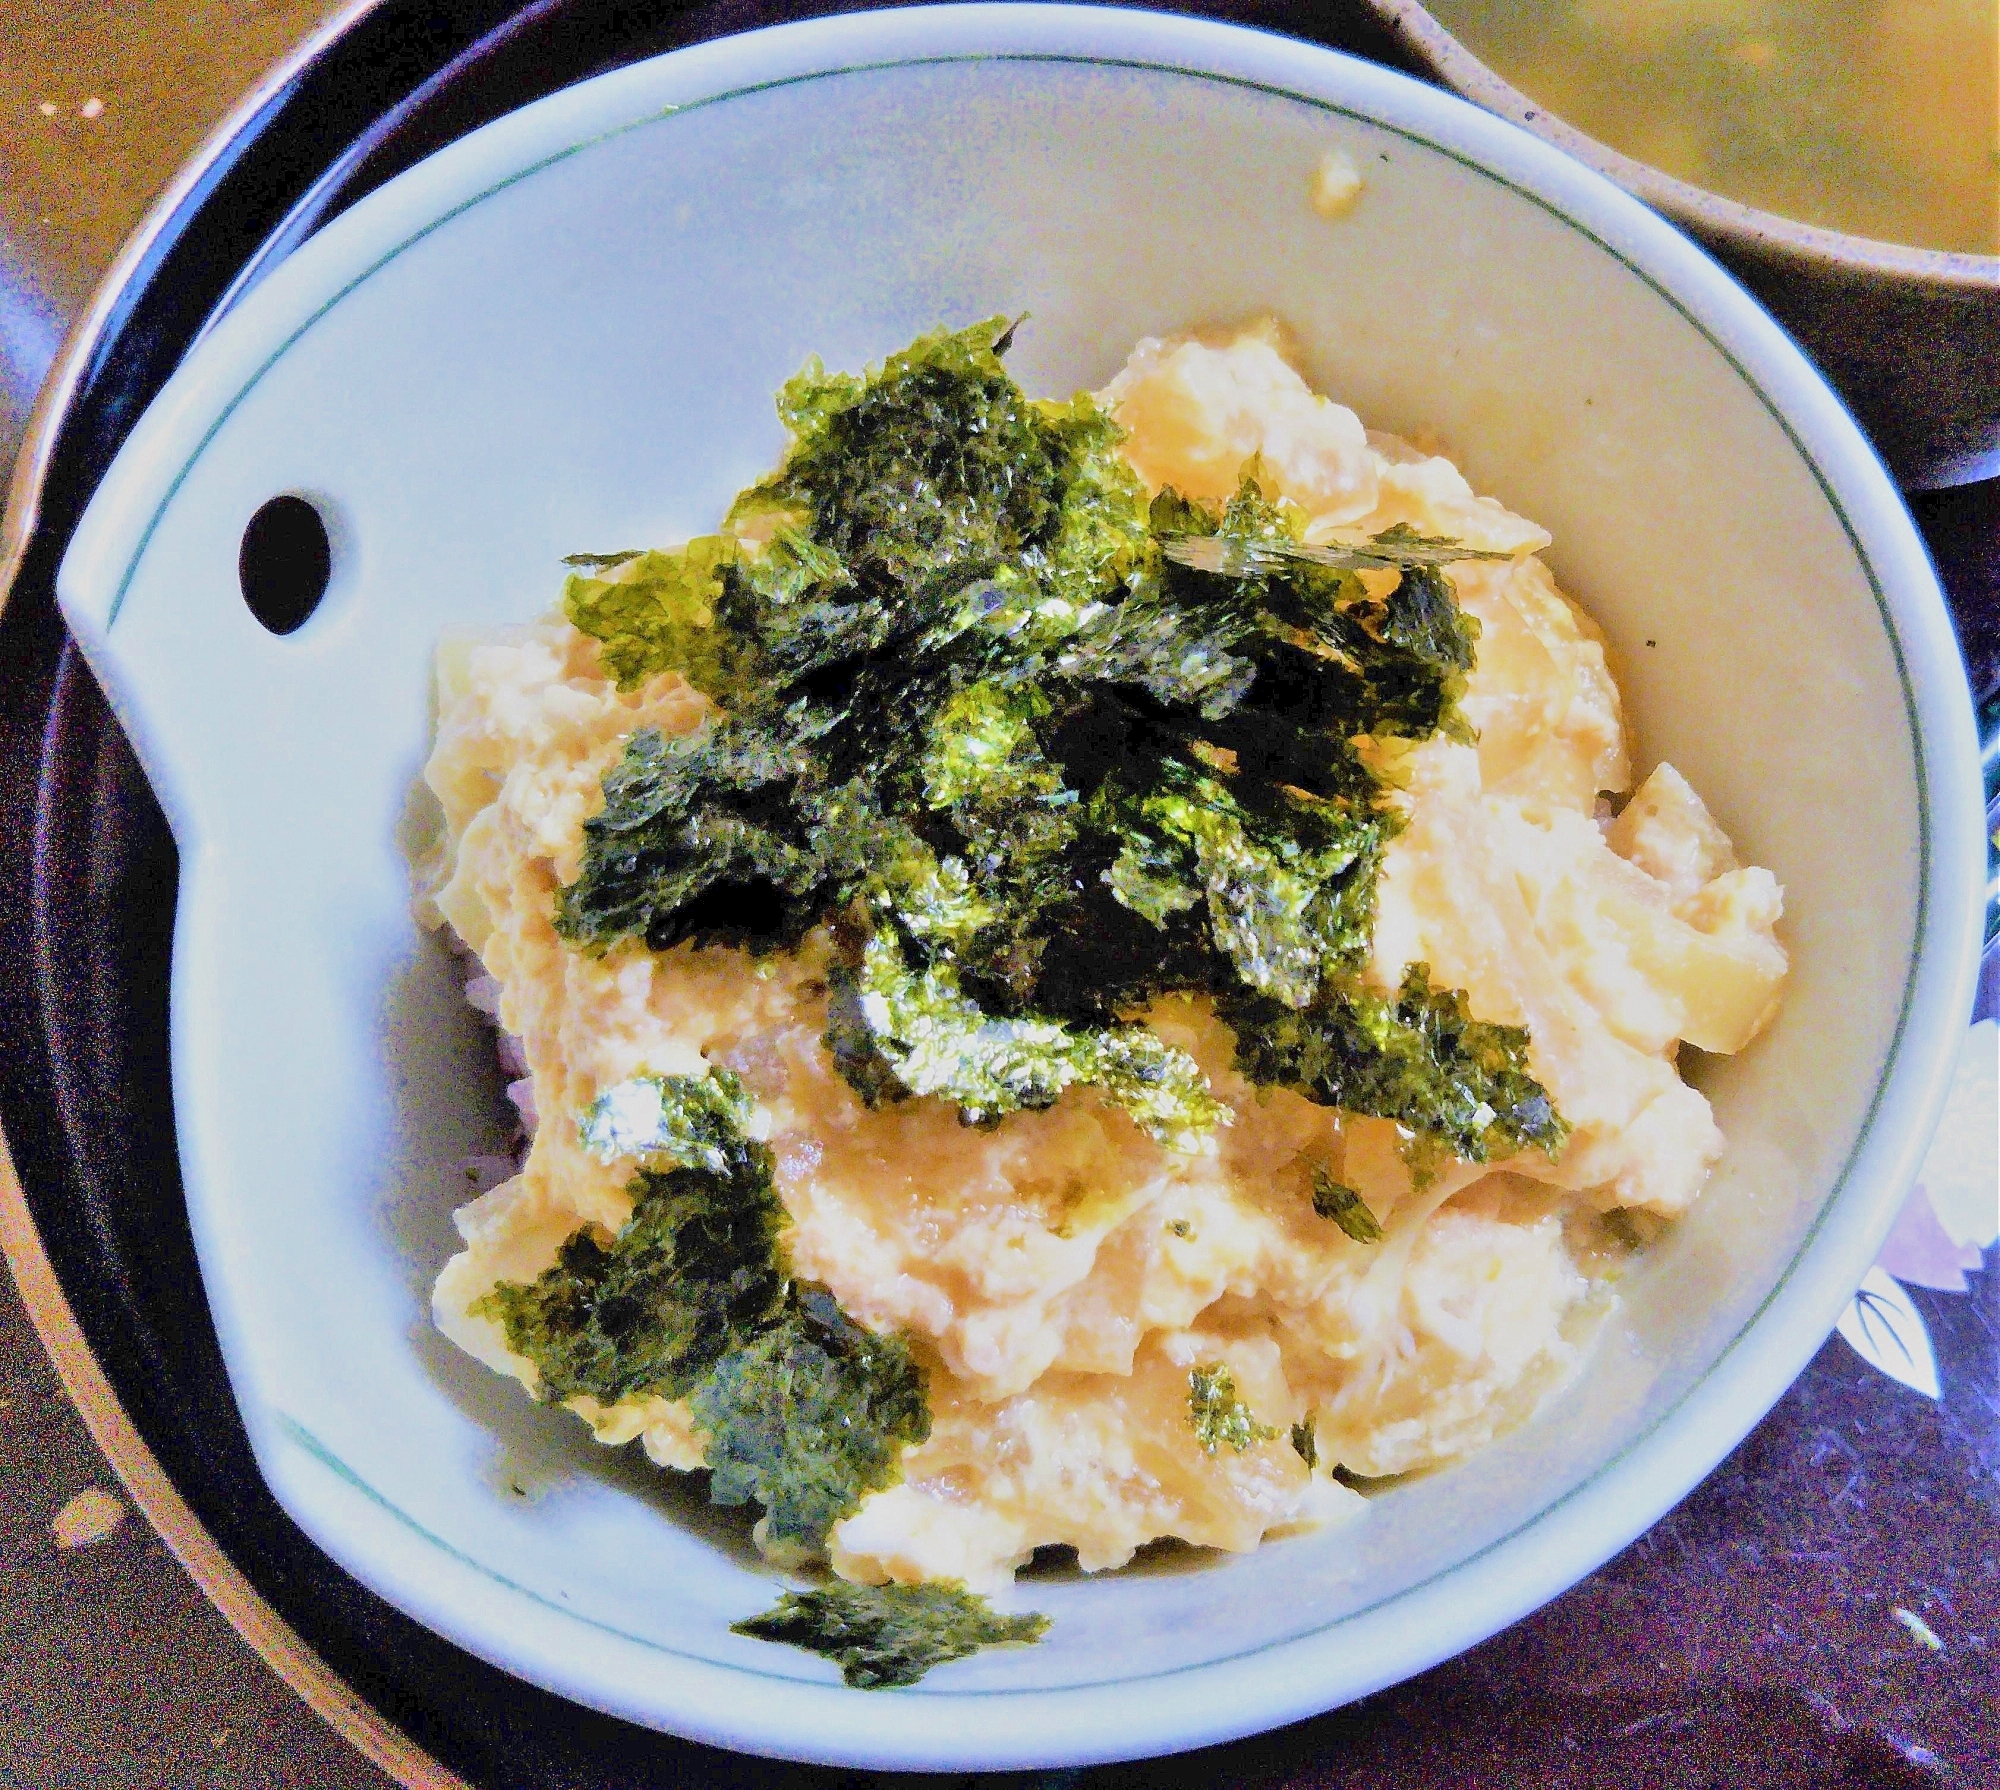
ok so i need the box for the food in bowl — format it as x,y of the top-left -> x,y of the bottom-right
419,318 -> 1787,1682
1419,0 -> 1999,254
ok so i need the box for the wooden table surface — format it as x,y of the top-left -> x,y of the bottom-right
2,7 -> 1993,1787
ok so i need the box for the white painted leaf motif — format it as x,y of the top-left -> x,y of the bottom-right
1836,1267 -> 1941,1400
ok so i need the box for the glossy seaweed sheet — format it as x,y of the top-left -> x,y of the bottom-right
0,2 -> 1995,1786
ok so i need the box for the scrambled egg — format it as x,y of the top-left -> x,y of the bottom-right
422,324 -> 1786,1590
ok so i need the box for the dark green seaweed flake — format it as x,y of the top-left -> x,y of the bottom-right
732,1580 -> 1049,1688
563,538 -> 751,698
693,1286 -> 929,1551
1228,966 -> 1569,1166
853,923 -> 1226,1148
552,318 -> 1561,1164
1188,1362 -> 1278,1456
1106,760 -> 1382,1010
561,548 -> 645,569
577,1068 -> 757,1173
471,1133 -> 783,1409
1309,1170 -> 1384,1243
473,1067 -> 928,1551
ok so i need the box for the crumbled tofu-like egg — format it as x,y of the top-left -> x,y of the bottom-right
423,324 -> 1786,1592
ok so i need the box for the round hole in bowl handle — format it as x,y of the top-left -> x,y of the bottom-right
239,495 -> 332,636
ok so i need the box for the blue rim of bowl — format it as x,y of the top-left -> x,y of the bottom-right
52,15 -> 1988,1762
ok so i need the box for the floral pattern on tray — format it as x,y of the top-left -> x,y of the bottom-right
1837,714 -> 2000,1400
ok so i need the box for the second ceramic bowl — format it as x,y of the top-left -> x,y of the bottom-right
1360,0 -> 2000,489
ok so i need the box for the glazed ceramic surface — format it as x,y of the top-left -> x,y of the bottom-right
52,4 -> 1986,1768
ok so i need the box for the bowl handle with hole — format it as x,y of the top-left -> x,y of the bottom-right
56,447 -> 356,854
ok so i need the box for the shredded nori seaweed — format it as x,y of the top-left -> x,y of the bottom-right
1187,1362 -> 1278,1456
1309,1170 -> 1385,1243
473,1069 -> 928,1552
731,1580 -> 1049,1688
556,317 -> 1564,1163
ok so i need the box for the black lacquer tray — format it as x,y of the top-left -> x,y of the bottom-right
2,4 -> 1995,1785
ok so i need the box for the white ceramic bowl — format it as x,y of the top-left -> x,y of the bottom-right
53,4 -> 1985,1769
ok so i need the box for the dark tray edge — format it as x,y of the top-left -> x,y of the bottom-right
2,5 -> 1994,1785
0,4 -> 499,1784
0,1135 -> 470,1788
